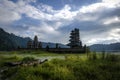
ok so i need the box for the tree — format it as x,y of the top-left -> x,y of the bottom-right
56,43 -> 59,48
46,45 -> 49,51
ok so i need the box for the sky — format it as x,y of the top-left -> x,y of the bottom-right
0,0 -> 120,45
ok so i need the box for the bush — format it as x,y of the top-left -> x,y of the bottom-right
22,57 -> 35,62
106,54 -> 120,62
101,51 -> 106,59
92,52 -> 97,60
88,52 -> 97,60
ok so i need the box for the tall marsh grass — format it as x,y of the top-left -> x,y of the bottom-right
0,51 -> 120,80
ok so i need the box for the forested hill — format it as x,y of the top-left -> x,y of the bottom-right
90,43 -> 120,52
0,28 -> 31,50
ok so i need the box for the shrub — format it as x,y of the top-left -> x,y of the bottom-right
92,52 -> 97,60
102,51 -> 105,59
88,52 -> 97,60
22,57 -> 35,62
106,54 -> 120,62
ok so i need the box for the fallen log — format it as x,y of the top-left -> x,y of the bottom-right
4,62 -> 22,67
4,59 -> 48,67
39,59 -> 48,64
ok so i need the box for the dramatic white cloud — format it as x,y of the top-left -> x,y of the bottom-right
109,28 -> 120,39
83,28 -> 120,45
0,8 -> 21,23
103,16 -> 120,25
53,5 -> 77,20
0,1 -> 21,23
102,0 -> 120,5
80,0 -> 120,13
0,0 -> 120,45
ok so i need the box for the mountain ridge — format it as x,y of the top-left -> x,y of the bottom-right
89,43 -> 120,52
0,27 -> 31,50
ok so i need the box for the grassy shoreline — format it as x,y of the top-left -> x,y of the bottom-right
0,50 -> 120,80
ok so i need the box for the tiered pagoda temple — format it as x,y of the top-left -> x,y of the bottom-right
69,28 -> 82,48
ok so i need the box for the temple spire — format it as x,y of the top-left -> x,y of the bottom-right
69,28 -> 82,48
33,35 -> 38,48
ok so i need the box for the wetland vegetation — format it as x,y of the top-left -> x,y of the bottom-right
0,50 -> 120,80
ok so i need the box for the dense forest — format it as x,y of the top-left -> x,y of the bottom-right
0,28 -> 31,50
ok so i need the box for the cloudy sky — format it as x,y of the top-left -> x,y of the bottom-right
0,0 -> 120,45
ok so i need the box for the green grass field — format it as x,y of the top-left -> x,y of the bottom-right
0,50 -> 120,80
